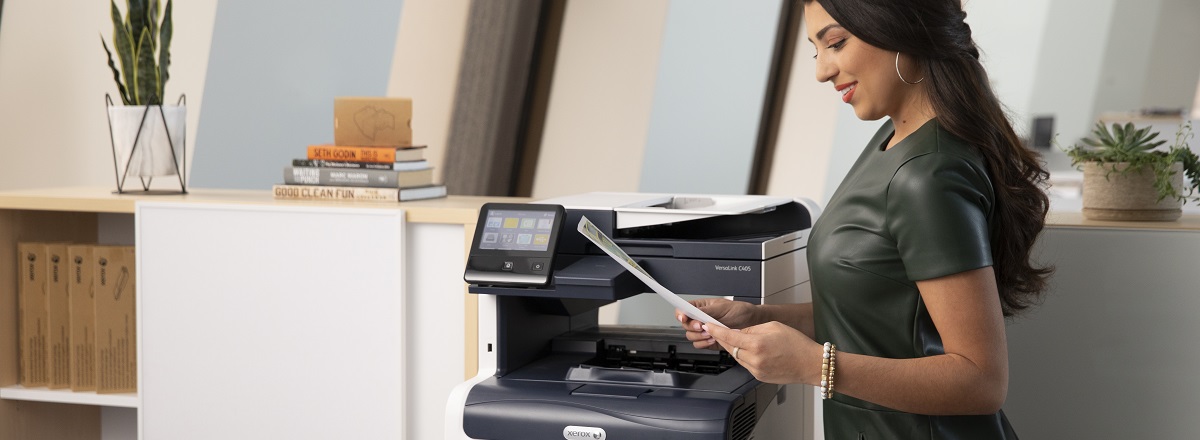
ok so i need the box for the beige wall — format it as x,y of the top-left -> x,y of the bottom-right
764,20 -> 840,201
0,0 -> 217,190
1194,74 -> 1200,120
0,0 -> 464,191
530,0 -> 670,199
386,0 -> 471,185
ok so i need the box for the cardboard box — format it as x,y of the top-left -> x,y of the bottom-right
68,245 -> 96,391
17,242 -> 49,387
46,243 -> 71,389
333,97 -> 413,146
94,246 -> 136,394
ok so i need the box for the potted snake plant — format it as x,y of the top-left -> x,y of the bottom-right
101,0 -> 184,186
1065,121 -> 1200,221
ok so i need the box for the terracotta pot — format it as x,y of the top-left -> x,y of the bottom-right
1082,161 -> 1183,221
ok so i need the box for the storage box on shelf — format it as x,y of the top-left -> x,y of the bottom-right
1,207 -> 110,439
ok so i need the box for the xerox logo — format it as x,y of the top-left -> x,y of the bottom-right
563,426 -> 606,440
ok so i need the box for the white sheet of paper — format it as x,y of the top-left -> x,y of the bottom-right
577,216 -> 727,328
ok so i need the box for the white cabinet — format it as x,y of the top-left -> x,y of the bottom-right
1005,214 -> 1200,438
138,203 -> 408,439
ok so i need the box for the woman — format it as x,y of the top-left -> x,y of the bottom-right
677,0 -> 1051,438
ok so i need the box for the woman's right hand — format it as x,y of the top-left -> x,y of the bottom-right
676,298 -> 761,350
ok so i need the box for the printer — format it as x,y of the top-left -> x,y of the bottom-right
445,193 -> 821,440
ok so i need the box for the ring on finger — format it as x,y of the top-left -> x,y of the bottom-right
733,346 -> 741,360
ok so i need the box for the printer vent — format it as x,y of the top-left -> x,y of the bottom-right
730,402 -> 757,440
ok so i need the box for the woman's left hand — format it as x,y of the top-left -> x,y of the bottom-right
704,321 -> 823,385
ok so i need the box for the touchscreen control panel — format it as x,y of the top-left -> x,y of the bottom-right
464,203 -> 565,286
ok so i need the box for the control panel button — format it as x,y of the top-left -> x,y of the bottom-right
502,261 -> 514,271
531,262 -> 546,272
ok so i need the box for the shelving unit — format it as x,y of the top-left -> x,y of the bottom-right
0,386 -> 137,408
0,186 -> 498,440
1,205 -> 106,439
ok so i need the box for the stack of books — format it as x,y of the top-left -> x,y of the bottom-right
273,97 -> 448,202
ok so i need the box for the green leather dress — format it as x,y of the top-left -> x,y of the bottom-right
808,119 -> 1018,439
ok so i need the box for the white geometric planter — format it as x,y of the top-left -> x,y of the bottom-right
105,95 -> 188,193
1082,161 -> 1183,221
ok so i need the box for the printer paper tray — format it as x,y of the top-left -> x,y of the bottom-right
463,377 -> 759,440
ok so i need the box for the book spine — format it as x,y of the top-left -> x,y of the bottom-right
307,145 -> 396,163
273,185 -> 399,202
284,166 -> 398,188
292,159 -> 393,170
398,185 -> 448,201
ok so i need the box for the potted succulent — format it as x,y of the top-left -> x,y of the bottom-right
1065,121 -> 1200,221
101,0 -> 184,186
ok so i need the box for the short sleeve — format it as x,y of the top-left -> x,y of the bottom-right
885,152 -> 994,281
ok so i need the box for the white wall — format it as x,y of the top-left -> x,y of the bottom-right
1139,0 -> 1200,112
0,0 -> 217,190
966,0 -> 1053,133
1091,0 -> 1161,120
1027,0 -> 1119,147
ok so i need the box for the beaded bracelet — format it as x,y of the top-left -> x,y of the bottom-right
820,342 -> 838,399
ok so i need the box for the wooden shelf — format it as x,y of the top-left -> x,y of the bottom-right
0,385 -> 138,408
1047,211 -> 1200,231
0,186 -> 505,226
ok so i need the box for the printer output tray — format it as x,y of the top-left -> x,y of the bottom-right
463,328 -> 777,439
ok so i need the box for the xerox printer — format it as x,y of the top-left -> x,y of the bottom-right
445,193 -> 821,440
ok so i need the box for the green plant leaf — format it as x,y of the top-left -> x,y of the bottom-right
1131,130 -> 1154,151
101,35 -> 132,105
1131,127 -> 1153,148
127,0 -> 146,55
111,0 -> 138,105
1094,122 -> 1116,147
158,0 -> 172,102
1112,123 -> 1126,145
1138,128 -> 1158,143
1124,123 -> 1138,145
1144,140 -> 1167,151
147,0 -> 159,50
135,29 -> 160,105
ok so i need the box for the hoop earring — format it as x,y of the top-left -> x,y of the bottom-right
895,52 -> 924,85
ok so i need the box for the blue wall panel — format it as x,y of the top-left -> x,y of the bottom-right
637,0 -> 781,195
190,0 -> 404,189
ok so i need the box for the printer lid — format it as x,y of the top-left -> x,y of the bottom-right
533,192 -> 794,229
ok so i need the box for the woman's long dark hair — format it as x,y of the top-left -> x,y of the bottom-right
806,0 -> 1052,316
